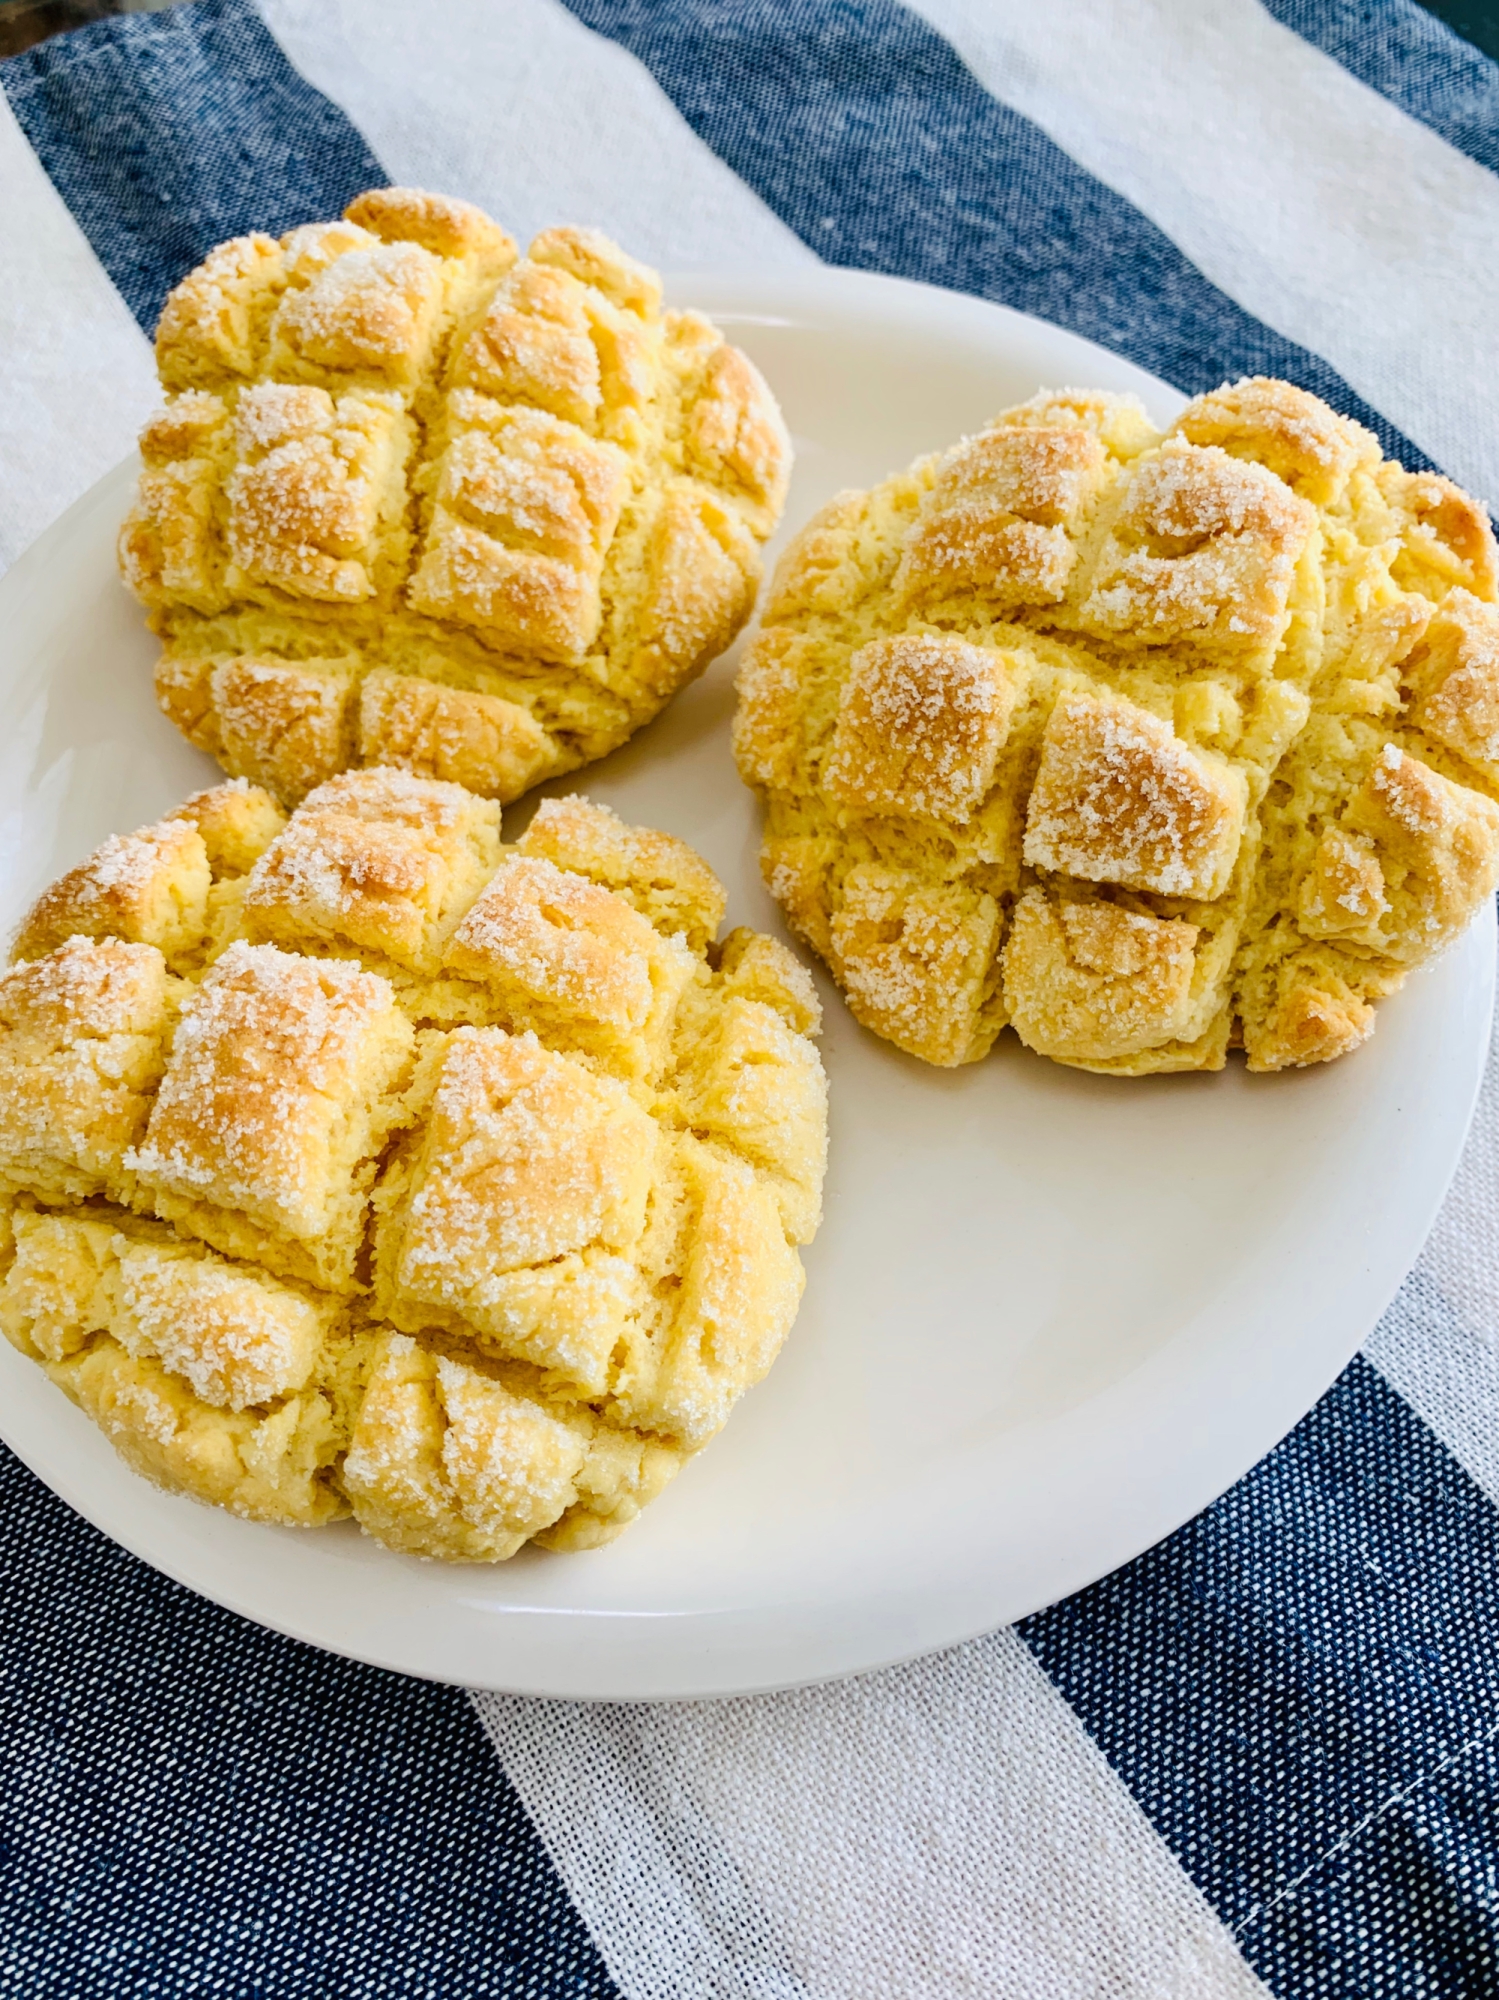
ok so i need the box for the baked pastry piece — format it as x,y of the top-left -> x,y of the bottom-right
120,186 -> 790,807
0,774 -> 826,1558
735,378 -> 1499,1072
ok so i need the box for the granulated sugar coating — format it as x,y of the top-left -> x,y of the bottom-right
734,378 -> 1499,1073
0,773 -> 826,1561
121,186 -> 790,808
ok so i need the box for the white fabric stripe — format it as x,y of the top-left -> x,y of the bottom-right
1368,990 -> 1499,1504
475,1630 -> 1271,2000
255,0 -> 819,274
908,0 -> 1499,507
0,97 -> 154,574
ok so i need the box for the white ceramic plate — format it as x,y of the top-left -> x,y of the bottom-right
0,271 -> 1490,1700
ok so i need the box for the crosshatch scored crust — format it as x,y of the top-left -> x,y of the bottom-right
120,186 -> 791,808
0,773 -> 827,1559
734,378 -> 1499,1074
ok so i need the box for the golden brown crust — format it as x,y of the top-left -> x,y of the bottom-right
732,629 -> 810,794
12,819 -> 211,966
668,995 -> 827,1243
735,376 -> 1499,1075
170,780 -> 288,875
242,766 -> 501,975
0,1206 -> 353,1524
608,1135 -> 803,1446
829,865 -> 1001,1068
529,225 -> 661,317
1336,745 -> 1499,961
341,1334 -> 590,1560
682,342 -> 791,537
1407,589 -> 1499,784
761,489 -> 869,625
895,423 -> 1110,612
357,669 -> 552,798
1022,692 -> 1247,899
0,941 -> 180,1203
712,927 -> 822,1037
345,187 -> 517,267
223,383 -> 409,603
1172,377 -> 1379,503
1382,467 -> 1499,600
407,395 -> 631,656
1240,949 -> 1378,1072
825,635 -> 1026,823
443,854 -> 691,1075
154,234 -> 284,390
126,189 -> 789,806
2,773 -> 826,1559
373,1028 -> 656,1390
268,236 -> 448,392
515,794 -> 727,951
210,656 -> 360,801
997,387 -> 1159,459
626,487 -> 761,704
1080,441 -> 1316,649
127,941 -> 417,1286
1003,892 -> 1200,1064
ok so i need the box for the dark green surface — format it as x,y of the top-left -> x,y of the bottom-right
1422,0 -> 1499,59
0,0 -> 169,59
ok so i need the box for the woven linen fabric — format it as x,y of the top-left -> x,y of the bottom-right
0,1446 -> 616,2000
4,2 -> 1499,1995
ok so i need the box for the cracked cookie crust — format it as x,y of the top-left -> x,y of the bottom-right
0,773 -> 827,1560
122,187 -> 791,808
734,379 -> 1499,1074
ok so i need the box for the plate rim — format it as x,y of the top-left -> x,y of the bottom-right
0,265 -> 1490,1700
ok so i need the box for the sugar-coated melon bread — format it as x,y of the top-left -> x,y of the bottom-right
734,378 -> 1499,1073
0,773 -> 826,1559
120,186 -> 790,807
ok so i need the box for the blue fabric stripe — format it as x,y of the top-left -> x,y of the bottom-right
557,0 -> 1436,476
1266,0 -> 1499,182
0,0 -> 386,338
1019,1346 -> 1499,1999
0,1443 -> 620,2000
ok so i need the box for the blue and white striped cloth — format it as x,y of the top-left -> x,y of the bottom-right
5,2 -> 1499,1992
